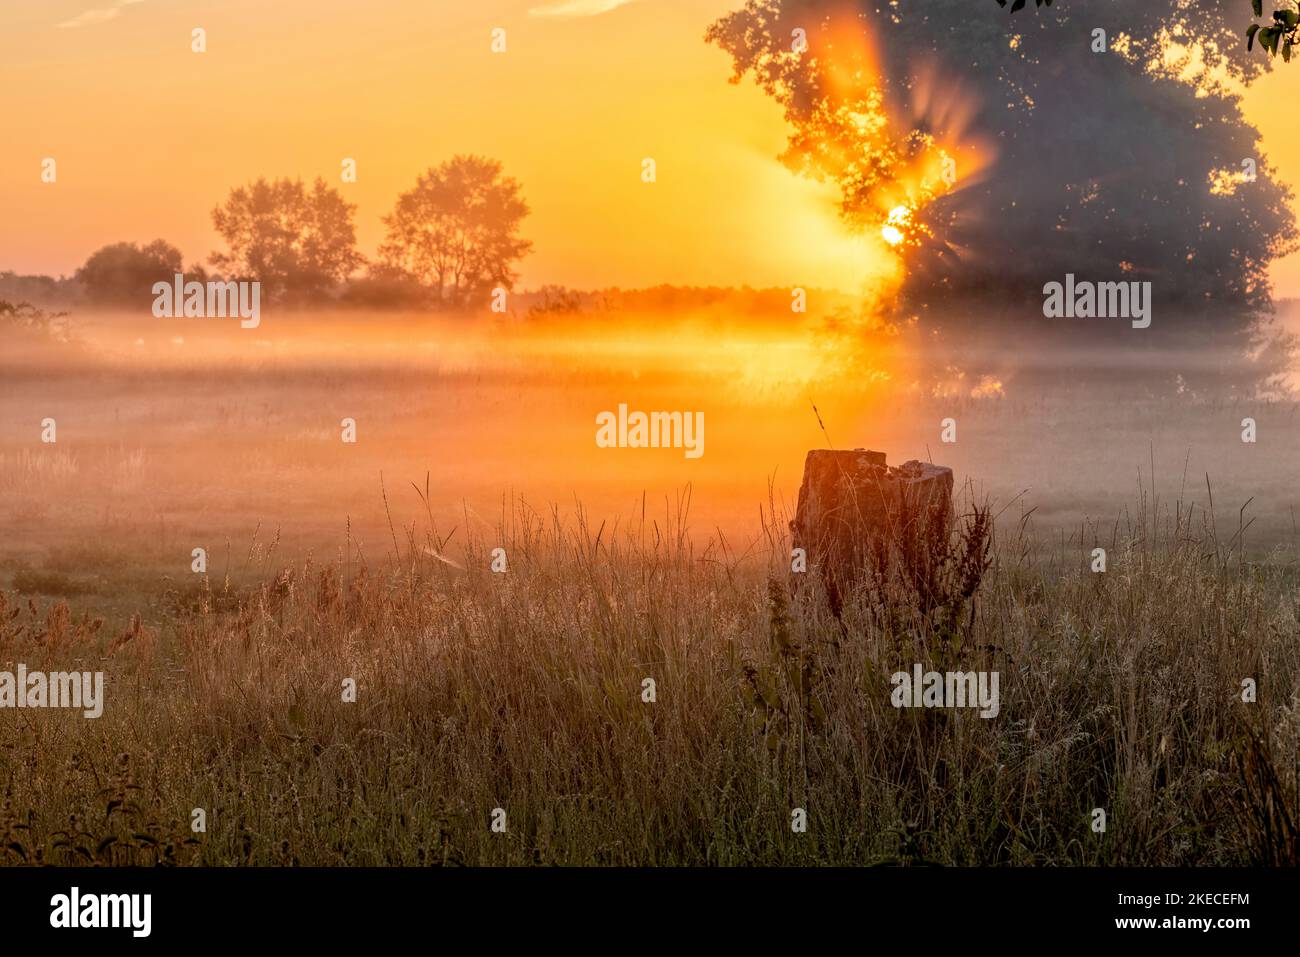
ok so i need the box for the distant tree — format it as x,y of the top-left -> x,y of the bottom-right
210,177 -> 364,303
527,285 -> 585,319
0,271 -> 79,308
340,266 -> 430,309
378,156 -> 532,309
74,240 -> 184,306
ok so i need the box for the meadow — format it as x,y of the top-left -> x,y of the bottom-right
1,303 -> 1299,865
1,488 -> 1297,866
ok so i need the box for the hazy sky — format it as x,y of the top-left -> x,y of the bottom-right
2,0 -> 1297,297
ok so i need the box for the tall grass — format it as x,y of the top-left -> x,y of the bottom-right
0,490 -> 1297,866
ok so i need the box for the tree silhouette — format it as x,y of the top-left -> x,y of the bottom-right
378,155 -> 532,309
210,178 -> 363,303
75,240 -> 186,306
708,0 -> 1295,316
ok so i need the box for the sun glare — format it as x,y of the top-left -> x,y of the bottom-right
805,16 -> 996,268
881,204 -> 911,246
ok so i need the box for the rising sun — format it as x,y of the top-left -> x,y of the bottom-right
881,204 -> 912,247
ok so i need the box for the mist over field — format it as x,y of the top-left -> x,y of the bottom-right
6,292 -> 1300,626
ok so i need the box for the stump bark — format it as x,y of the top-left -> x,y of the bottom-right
790,449 -> 954,616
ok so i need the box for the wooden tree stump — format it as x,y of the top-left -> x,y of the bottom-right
790,449 -> 954,615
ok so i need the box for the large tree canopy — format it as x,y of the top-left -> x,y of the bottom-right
378,155 -> 532,310
210,178 -> 364,304
707,0 -> 1296,322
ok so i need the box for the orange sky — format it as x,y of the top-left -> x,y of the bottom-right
1,0 -> 1297,298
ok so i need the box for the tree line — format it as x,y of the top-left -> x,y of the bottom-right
47,155 -> 531,310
